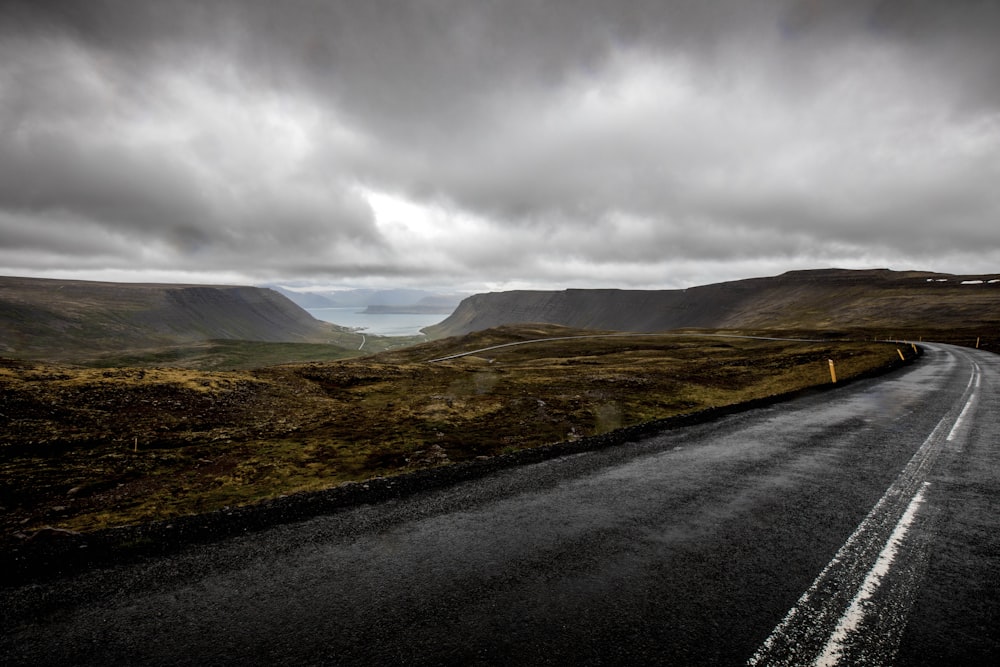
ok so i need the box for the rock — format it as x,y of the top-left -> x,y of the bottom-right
406,444 -> 450,468
26,526 -> 83,542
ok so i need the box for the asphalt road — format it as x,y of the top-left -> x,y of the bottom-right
3,342 -> 998,666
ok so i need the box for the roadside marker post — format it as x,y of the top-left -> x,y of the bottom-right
897,349 -> 905,361
828,359 -> 837,384
976,336 -> 981,349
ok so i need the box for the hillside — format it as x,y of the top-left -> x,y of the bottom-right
0,276 -> 347,361
1,327 -> 909,545
424,269 -> 1000,341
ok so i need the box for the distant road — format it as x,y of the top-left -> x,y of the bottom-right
425,331 -> 826,362
3,343 -> 998,665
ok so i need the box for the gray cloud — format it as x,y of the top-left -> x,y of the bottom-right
2,0 -> 999,290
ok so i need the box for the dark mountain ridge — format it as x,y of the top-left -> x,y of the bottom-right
424,268 -> 1000,338
5,269 -> 997,361
0,276 -> 342,360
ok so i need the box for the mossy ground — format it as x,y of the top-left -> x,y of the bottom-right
1,326 -> 913,537
75,334 -> 428,370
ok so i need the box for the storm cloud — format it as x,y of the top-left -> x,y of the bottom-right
2,0 -> 999,290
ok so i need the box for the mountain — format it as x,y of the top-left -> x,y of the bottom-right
0,276 -> 344,360
267,285 -> 339,308
269,286 -> 465,310
362,304 -> 456,315
423,269 -> 1000,338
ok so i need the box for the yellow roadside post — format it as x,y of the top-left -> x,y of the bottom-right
976,336 -> 981,349
828,359 -> 837,383
897,349 -> 905,361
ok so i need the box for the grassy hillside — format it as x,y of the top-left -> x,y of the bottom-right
0,276 -> 352,362
1,325 -> 912,537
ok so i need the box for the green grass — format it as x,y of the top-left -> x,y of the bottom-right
77,335 -> 430,370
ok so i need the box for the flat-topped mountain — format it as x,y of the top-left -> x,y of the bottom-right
0,276 -> 343,360
424,269 -> 1000,339
5,269 -> 998,362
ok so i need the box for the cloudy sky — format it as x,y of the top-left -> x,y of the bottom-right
2,0 -> 999,292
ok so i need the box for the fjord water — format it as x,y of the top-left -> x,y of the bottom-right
306,307 -> 446,336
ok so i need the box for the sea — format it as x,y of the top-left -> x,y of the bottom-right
306,307 -> 449,337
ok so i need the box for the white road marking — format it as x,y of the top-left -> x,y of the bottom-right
947,363 -> 980,441
815,482 -> 930,666
749,357 -> 981,666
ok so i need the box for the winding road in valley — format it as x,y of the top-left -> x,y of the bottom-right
3,343 -> 999,665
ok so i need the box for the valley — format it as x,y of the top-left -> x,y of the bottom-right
2,267 -> 996,564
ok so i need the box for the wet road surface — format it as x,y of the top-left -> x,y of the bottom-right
3,343 -> 999,665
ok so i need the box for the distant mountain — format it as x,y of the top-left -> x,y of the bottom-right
423,269 -> 1000,339
0,276 -> 344,360
267,285 -> 339,308
415,294 -> 464,309
363,304 -> 455,315
269,286 -> 464,312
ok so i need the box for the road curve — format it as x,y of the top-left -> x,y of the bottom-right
3,343 -> 998,665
